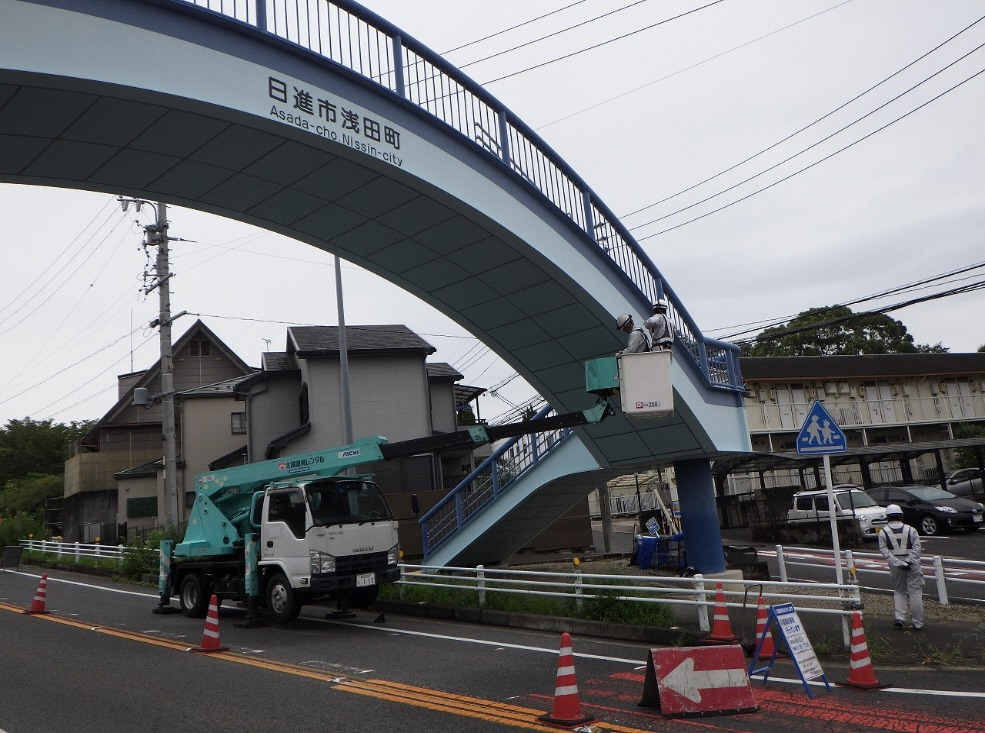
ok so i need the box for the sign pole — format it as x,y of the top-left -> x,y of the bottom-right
823,453 -> 850,647
822,453 -> 844,587
797,401 -> 852,648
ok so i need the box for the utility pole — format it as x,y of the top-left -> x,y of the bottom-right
121,198 -> 179,528
153,201 -> 179,529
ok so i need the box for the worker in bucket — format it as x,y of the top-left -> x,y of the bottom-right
877,503 -> 924,631
644,300 -> 674,351
615,314 -> 650,355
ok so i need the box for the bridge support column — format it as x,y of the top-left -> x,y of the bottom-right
674,458 -> 725,574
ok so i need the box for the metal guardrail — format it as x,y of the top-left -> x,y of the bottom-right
20,539 -> 156,564
398,563 -> 860,638
773,544 -> 985,606
169,0 -> 743,392
420,404 -> 569,556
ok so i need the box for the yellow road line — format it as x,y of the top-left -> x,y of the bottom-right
3,604 -> 655,733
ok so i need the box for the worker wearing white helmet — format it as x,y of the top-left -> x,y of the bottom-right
615,314 -> 650,355
877,503 -> 924,631
644,300 -> 674,351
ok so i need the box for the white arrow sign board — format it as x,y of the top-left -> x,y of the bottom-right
640,645 -> 758,717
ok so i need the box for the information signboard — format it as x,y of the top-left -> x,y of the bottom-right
749,602 -> 830,698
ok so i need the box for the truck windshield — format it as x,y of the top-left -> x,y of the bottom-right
305,479 -> 393,526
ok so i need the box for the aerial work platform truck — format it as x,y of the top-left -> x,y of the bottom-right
156,395 -> 616,623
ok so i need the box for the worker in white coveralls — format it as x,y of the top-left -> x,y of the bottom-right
877,504 -> 924,631
644,300 -> 674,351
615,314 -> 650,355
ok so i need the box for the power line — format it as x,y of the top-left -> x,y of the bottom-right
481,0 -> 726,85
731,278 -> 985,348
636,64 -> 985,240
459,0 -> 651,69
440,0 -> 593,55
538,0 -> 853,131
717,259 -> 985,341
623,12 -> 985,222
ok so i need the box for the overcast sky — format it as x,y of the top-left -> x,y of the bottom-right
2,0 -> 984,428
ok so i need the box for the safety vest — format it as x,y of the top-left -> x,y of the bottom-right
881,525 -> 915,557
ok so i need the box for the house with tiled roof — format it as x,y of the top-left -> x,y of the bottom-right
63,320 -> 256,541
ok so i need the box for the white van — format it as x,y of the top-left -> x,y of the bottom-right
786,486 -> 888,538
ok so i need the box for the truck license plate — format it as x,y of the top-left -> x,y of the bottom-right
356,573 -> 376,587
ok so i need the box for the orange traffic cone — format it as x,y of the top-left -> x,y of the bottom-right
702,582 -> 740,644
538,632 -> 595,727
753,595 -> 785,660
22,573 -> 51,615
839,611 -> 888,690
190,595 -> 228,653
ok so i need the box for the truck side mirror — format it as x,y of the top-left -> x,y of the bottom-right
411,494 -> 420,517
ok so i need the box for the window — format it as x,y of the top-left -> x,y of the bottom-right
127,496 -> 158,518
231,412 -> 247,434
268,490 -> 306,539
189,339 -> 211,357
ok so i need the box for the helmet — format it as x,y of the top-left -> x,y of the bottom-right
885,504 -> 903,517
615,314 -> 632,330
652,299 -> 668,312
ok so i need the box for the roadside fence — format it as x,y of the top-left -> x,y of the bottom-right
773,544 -> 985,605
20,539 -> 156,566
398,563 -> 860,639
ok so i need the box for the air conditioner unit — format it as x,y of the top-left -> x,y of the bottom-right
939,382 -> 948,395
824,382 -> 837,395
768,389 -> 776,401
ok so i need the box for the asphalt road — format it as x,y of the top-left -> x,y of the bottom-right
2,567 -> 985,733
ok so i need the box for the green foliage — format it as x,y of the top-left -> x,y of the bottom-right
743,306 -> 948,357
0,511 -> 48,548
576,589 -> 676,626
952,423 -> 985,468
0,473 -> 63,516
116,527 -> 185,581
0,417 -> 93,487
378,579 -> 676,628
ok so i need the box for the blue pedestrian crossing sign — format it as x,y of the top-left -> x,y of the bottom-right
796,401 -> 847,455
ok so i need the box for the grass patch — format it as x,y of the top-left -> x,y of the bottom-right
379,579 -> 676,627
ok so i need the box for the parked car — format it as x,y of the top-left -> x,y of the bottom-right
866,484 -> 985,536
944,468 -> 984,499
786,486 -> 888,538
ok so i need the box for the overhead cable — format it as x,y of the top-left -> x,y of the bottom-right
622,11 -> 985,220
482,0 -> 726,85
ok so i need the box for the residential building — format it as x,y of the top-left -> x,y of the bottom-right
732,353 -> 985,492
63,320 -> 255,542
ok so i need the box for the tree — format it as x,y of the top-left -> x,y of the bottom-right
0,473 -> 63,516
742,306 -> 949,357
0,417 -> 92,487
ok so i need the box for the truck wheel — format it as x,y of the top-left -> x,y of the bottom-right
179,574 -> 208,618
350,586 -> 379,609
266,573 -> 301,623
919,515 -> 940,536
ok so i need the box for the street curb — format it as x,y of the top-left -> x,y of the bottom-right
375,599 -> 701,646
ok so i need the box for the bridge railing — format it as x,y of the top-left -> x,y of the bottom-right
173,0 -> 742,391
420,404 -> 569,557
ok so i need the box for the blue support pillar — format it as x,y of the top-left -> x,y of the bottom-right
674,458 -> 725,574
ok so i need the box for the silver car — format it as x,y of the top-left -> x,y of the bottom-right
945,468 -> 984,499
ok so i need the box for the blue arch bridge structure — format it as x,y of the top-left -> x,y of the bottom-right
0,0 -> 751,573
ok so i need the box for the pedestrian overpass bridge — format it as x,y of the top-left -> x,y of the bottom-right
1,0 -> 751,571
